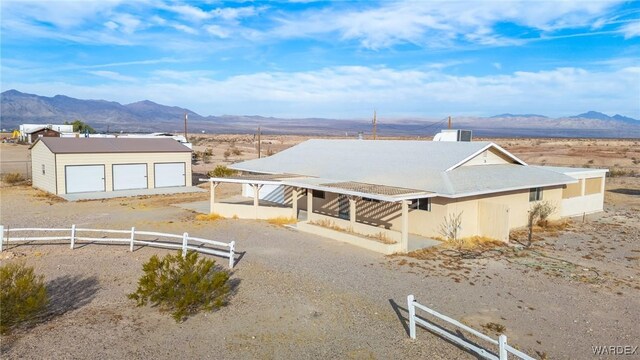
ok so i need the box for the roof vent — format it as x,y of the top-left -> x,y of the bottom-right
433,129 -> 472,142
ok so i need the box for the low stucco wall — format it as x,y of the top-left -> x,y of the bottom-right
561,193 -> 605,217
296,222 -> 402,255
212,202 -> 294,220
307,212 -> 402,243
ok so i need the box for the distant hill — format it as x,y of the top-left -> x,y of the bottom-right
1,90 -> 639,138
570,111 -> 638,123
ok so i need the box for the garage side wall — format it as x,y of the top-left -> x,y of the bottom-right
30,142 -> 57,193
55,152 -> 192,194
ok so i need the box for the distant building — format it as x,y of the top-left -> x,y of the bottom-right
25,128 -> 61,143
19,124 -> 73,143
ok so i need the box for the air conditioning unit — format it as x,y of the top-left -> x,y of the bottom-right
433,129 -> 473,142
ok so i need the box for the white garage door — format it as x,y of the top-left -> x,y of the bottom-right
113,164 -> 148,191
154,163 -> 186,188
65,165 -> 105,193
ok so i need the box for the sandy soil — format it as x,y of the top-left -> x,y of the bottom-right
0,137 -> 638,359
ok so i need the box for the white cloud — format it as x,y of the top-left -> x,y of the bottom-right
87,70 -> 137,82
172,24 -> 198,35
163,4 -> 213,21
270,0 -> 625,49
619,21 -> 640,39
7,65 -> 638,119
205,24 -> 229,38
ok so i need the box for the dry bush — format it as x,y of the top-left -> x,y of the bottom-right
529,201 -> 556,227
128,251 -> 231,322
3,173 -> 25,185
208,165 -> 237,178
267,217 -> 297,226
231,148 -> 242,156
609,168 -> 636,177
366,231 -> 396,244
439,212 -> 463,248
482,322 -> 506,334
195,213 -> 224,221
33,190 -> 65,204
0,263 -> 49,334
446,236 -> 504,250
223,150 -> 231,160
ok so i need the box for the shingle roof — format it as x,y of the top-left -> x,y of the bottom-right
35,137 -> 192,153
229,139 -> 577,198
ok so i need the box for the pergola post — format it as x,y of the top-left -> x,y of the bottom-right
209,181 -> 219,214
292,187 -> 299,219
306,189 -> 313,221
349,196 -> 357,227
252,184 -> 263,219
401,200 -> 410,252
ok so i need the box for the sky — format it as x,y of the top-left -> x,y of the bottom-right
1,0 -> 639,119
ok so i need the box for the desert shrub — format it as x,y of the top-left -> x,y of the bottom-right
128,251 -> 231,322
231,148 -> 242,156
0,263 -> 49,334
266,147 -> 275,156
208,165 -> 237,178
223,149 -> 231,160
439,212 -> 463,247
267,217 -> 297,226
609,168 -> 636,177
3,172 -> 25,185
195,213 -> 224,221
529,201 -> 556,227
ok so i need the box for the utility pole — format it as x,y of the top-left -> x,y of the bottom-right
257,125 -> 261,159
448,115 -> 452,129
184,113 -> 188,140
372,110 -> 377,140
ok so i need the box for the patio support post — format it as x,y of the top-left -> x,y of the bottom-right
209,181 -> 219,214
307,189 -> 313,221
401,200 -> 409,252
349,196 -> 357,227
251,184 -> 263,219
292,187 -> 299,219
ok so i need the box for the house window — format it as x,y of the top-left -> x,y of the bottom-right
41,164 -> 45,175
313,190 -> 325,199
529,187 -> 543,202
411,198 -> 431,211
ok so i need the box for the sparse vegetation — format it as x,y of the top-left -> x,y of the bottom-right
2,172 -> 25,185
195,213 -> 224,221
482,322 -> 506,334
522,201 -> 557,247
267,217 -> 297,226
223,149 -> 231,160
231,148 -> 242,156
609,168 -> 637,177
208,165 -> 237,178
0,263 -> 49,334
128,251 -> 232,322
64,120 -> 95,134
439,212 -> 464,248
309,219 -> 397,244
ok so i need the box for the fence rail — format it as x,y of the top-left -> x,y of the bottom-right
0,225 -> 236,268
407,295 -> 535,360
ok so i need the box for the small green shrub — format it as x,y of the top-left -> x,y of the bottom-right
3,172 -> 25,185
208,165 -> 237,178
0,263 -> 49,334
128,251 -> 231,322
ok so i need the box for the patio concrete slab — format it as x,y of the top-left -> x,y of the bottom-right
60,186 -> 206,201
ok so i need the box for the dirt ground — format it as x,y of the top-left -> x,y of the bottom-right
0,137 -> 639,359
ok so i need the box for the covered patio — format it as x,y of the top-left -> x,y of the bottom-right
201,174 -> 436,253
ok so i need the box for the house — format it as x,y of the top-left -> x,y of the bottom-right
30,138 -> 192,195
25,127 -> 61,143
19,124 -> 73,142
203,139 -> 607,254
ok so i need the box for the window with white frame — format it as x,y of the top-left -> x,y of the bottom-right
411,198 -> 431,211
529,187 -> 543,202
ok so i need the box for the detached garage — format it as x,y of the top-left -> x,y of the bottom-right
30,137 -> 192,195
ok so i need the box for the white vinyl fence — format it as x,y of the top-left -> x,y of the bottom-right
407,295 -> 535,360
0,225 -> 236,268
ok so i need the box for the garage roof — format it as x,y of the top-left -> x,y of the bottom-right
34,137 -> 192,153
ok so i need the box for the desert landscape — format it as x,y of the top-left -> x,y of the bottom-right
0,137 -> 639,359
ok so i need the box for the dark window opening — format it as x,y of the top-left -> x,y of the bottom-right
411,198 -> 431,211
529,187 -> 543,202
313,190 -> 325,199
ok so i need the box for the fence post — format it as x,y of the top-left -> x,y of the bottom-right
228,241 -> 235,268
0,225 -> 4,252
70,224 -> 76,249
499,335 -> 508,360
130,227 -> 135,252
182,232 -> 188,257
408,294 -> 416,339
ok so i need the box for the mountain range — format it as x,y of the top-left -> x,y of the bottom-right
1,90 -> 638,138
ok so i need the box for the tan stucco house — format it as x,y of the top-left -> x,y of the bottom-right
31,137 -> 192,195
204,140 -> 607,254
